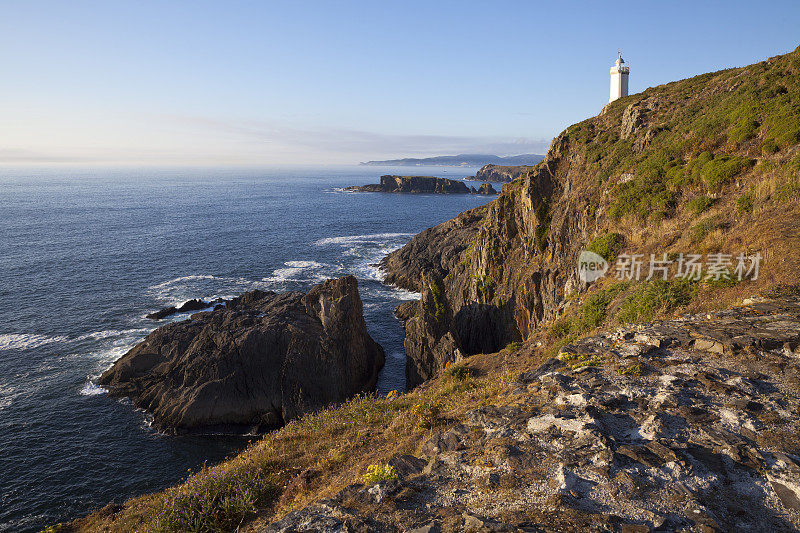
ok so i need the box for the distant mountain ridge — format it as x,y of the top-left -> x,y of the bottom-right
360,153 -> 544,167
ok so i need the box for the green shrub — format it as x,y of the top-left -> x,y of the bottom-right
620,363 -> 642,376
426,278 -> 446,319
690,215 -> 726,243
618,279 -> 698,323
549,319 -> 572,339
587,233 -> 625,261
550,283 -> 628,339
504,341 -> 522,352
154,464 -> 276,532
610,177 -> 676,221
558,352 -> 605,370
410,402 -> 441,429
728,115 -> 759,145
363,463 -> 398,483
685,195 -> 716,215
476,274 -> 495,298
446,364 -> 476,381
700,154 -> 755,189
737,192 -> 754,213
761,139 -> 779,155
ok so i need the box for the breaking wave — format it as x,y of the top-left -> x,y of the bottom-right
263,260 -> 336,283
313,232 -> 414,246
0,333 -> 70,352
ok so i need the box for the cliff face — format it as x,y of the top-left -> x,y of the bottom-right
386,137 -> 576,386
474,163 -> 535,182
385,46 -> 800,386
99,276 -> 385,433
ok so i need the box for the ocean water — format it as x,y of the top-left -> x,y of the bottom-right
0,166 -> 493,531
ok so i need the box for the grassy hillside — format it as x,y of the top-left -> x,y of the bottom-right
65,46 -> 800,532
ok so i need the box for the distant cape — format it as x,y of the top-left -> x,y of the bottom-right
360,153 -> 544,167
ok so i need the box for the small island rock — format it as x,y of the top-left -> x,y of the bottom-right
346,175 -> 470,194
100,276 -> 384,434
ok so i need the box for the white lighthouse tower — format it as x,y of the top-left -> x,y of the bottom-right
609,52 -> 629,103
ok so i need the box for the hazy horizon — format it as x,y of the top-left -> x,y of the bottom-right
2,1 -> 800,166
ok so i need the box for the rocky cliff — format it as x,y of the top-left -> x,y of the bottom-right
384,46 -> 800,387
473,164 -> 535,182
99,276 -> 384,434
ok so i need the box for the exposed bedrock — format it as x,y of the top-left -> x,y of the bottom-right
99,276 -> 385,434
383,132 -> 594,387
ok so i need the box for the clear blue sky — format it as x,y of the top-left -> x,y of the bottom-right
1,0 -> 799,165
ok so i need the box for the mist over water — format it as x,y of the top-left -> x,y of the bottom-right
0,166 -> 493,531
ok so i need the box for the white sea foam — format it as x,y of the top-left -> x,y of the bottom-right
148,274 -> 272,305
0,333 -> 70,351
79,380 -> 106,396
74,327 -> 151,342
148,274 -> 218,290
314,232 -> 414,246
385,286 -> 422,300
263,260 -> 336,283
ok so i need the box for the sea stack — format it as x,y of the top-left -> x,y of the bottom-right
99,276 -> 384,434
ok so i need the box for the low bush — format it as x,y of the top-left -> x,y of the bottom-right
363,463 -> 398,484
620,363 -> 642,376
153,464 -> 276,532
737,192 -> 754,213
587,233 -> 625,261
690,215 -> 726,243
445,363 -> 476,381
618,278 -> 698,323
504,341 -> 522,352
686,195 -> 716,215
550,283 -> 628,340
700,154 -> 754,189
410,402 -> 441,429
610,177 -> 676,221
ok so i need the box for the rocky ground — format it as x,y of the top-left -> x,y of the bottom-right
262,294 -> 800,532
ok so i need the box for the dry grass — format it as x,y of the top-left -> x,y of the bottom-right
69,365 -> 518,532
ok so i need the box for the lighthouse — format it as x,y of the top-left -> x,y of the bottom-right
609,53 -> 629,103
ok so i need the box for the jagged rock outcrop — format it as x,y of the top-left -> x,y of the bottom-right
380,206 -> 487,292
620,96 -> 660,139
146,298 -> 219,320
473,164 -> 534,182
99,276 -> 384,434
265,294 -> 800,532
382,47 -> 800,387
346,175 -> 470,194
476,183 -> 497,195
384,133 -> 569,387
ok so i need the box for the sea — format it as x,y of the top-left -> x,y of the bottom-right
0,165 -> 493,532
